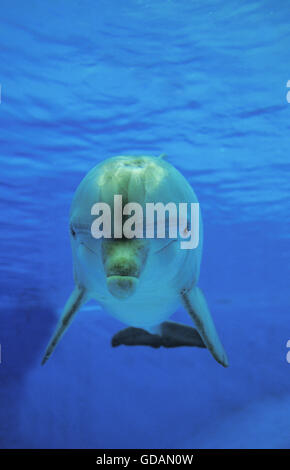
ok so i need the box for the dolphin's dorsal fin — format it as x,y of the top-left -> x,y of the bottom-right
181,286 -> 229,367
41,287 -> 88,365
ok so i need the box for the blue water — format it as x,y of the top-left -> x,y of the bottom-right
1,0 -> 290,449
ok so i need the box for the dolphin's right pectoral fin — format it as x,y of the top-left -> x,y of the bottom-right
41,287 -> 88,365
181,286 -> 229,367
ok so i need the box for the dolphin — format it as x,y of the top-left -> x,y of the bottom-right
42,155 -> 228,367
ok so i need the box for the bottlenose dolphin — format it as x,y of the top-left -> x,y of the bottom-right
42,156 -> 228,367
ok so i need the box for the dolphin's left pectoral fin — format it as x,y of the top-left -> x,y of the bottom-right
41,287 -> 88,365
181,286 -> 229,367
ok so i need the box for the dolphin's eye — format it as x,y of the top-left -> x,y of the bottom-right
183,220 -> 191,237
70,225 -> 76,238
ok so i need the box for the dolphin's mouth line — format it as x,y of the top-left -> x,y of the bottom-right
82,239 -> 175,257
80,242 -> 98,256
154,239 -> 177,254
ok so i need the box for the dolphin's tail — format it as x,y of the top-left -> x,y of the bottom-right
111,322 -> 206,348
41,287 -> 88,365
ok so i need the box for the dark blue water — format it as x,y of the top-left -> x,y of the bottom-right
1,0 -> 290,449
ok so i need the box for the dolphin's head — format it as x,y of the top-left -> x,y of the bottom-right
69,155 -> 202,302
102,238 -> 149,299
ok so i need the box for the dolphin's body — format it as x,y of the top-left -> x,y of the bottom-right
42,156 -> 228,367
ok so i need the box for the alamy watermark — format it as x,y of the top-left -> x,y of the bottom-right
286,340 -> 290,363
90,196 -> 199,250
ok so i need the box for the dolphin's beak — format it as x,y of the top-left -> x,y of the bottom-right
106,275 -> 138,299
102,239 -> 148,300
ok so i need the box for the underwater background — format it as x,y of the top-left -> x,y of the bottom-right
0,0 -> 290,449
